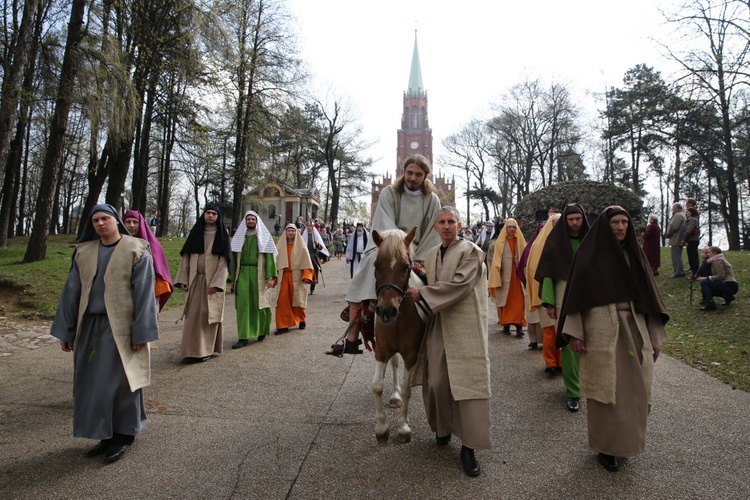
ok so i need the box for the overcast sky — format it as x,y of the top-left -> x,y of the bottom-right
286,0 -> 678,213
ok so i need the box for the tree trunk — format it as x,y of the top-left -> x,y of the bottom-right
132,74 -> 158,213
23,0 -> 87,262
0,0 -> 40,189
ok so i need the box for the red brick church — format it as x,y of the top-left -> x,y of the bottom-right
370,32 -> 455,221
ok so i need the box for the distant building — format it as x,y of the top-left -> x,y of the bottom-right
371,31 -> 455,221
242,178 -> 321,231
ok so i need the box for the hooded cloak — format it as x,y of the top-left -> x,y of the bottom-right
180,203 -> 231,263
124,209 -> 173,311
301,225 -> 330,258
487,218 -> 527,290
522,215 -> 560,308
559,206 -> 669,329
534,203 -> 590,283
78,204 -> 129,242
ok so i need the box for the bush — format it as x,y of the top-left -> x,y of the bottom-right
514,181 -> 643,238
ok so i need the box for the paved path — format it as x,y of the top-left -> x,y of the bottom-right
1,257 -> 749,499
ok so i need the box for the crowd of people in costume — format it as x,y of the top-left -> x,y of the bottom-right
48,161 -> 736,476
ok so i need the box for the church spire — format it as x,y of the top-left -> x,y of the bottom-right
407,30 -> 424,96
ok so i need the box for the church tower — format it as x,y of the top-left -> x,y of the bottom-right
396,32 -> 433,175
370,31 -> 455,221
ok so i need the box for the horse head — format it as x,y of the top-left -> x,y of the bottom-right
372,226 -> 417,325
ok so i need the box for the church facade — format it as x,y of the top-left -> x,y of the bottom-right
371,32 -> 455,222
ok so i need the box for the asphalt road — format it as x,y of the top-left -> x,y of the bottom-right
1,257 -> 749,499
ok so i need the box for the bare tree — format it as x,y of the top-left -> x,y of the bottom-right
662,0 -> 750,249
442,120 -> 497,223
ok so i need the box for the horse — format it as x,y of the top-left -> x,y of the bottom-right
370,226 -> 427,444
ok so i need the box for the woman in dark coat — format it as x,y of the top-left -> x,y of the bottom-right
642,215 -> 661,276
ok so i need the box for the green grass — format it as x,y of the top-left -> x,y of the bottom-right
2,237 -> 749,392
0,234 -> 187,317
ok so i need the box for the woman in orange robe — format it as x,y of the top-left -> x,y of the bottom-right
274,225 -> 314,333
487,218 -> 527,336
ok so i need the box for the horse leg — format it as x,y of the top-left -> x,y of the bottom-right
389,354 -> 403,409
371,360 -> 390,444
396,365 -> 415,443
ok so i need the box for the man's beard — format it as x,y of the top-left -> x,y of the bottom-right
246,223 -> 256,231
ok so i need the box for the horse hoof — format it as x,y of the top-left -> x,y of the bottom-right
389,397 -> 402,409
376,431 -> 390,444
397,431 -> 412,444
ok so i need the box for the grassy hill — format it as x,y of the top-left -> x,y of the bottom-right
1,234 -> 748,391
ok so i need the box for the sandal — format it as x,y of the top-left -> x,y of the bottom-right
325,338 -> 363,357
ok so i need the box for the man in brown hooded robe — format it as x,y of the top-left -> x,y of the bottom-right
559,206 -> 669,473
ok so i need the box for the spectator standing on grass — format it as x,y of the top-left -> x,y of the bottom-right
664,203 -> 686,278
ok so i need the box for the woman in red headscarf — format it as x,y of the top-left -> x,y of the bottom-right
123,210 -> 174,311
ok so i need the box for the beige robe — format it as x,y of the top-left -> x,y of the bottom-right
490,244 -> 516,307
175,229 -> 229,358
346,186 -> 441,302
274,235 -> 313,309
415,239 -> 492,449
563,304 -> 668,456
75,237 -> 153,391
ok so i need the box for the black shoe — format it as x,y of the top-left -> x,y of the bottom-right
516,327 -> 524,337
257,335 -> 266,342
700,301 -> 717,311
598,452 -> 619,472
566,397 -> 580,412
103,444 -> 130,463
544,366 -> 558,377
436,434 -> 451,446
503,326 -> 511,335
460,445 -> 481,477
231,339 -> 250,349
528,342 -> 538,350
724,295 -> 735,306
274,328 -> 290,335
85,440 -> 111,458
182,356 -> 210,364
298,321 -> 306,330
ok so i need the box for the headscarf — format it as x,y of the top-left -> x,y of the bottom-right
301,224 -> 330,258
346,224 -> 369,278
487,218 -> 527,289
231,210 -> 278,256
523,214 -> 560,310
535,203 -> 590,283
475,222 -> 495,248
276,223 -> 313,271
123,209 -> 173,310
558,205 -> 669,331
180,203 -> 231,264
78,204 -> 129,243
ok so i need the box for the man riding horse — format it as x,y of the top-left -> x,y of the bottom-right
326,154 -> 441,356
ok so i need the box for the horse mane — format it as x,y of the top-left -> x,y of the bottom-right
376,229 -> 413,262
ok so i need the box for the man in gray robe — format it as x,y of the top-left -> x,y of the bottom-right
51,204 -> 159,463
406,206 -> 492,477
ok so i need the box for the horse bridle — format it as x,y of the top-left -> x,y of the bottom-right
375,258 -> 413,304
